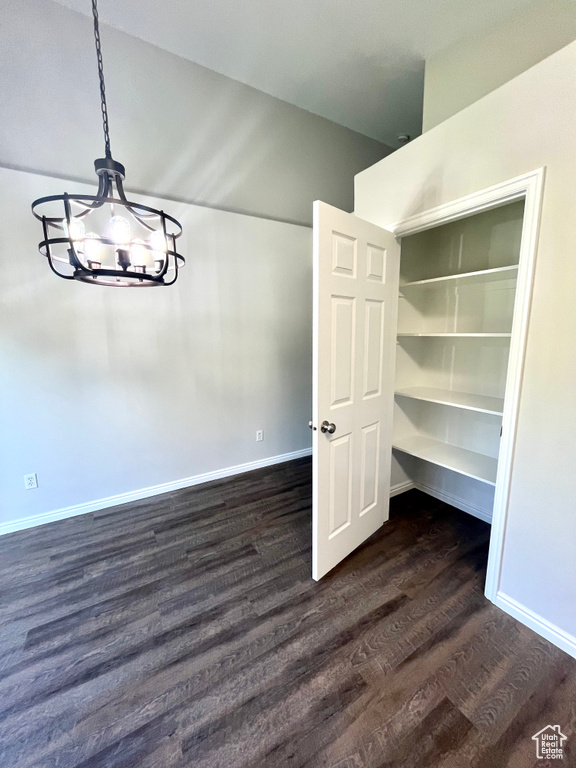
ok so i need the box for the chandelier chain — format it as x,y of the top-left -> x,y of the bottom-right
92,0 -> 111,158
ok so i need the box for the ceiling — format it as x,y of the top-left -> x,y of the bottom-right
55,0 -> 533,147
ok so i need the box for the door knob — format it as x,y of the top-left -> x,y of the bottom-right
320,420 -> 336,434
308,420 -> 317,431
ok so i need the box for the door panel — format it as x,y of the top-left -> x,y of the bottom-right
363,299 -> 384,397
331,296 -> 355,407
360,422 -> 380,515
312,201 -> 400,580
329,434 -> 353,536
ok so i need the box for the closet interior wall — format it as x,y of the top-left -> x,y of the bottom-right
391,200 -> 525,522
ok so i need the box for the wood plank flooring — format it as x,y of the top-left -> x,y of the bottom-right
0,457 -> 574,767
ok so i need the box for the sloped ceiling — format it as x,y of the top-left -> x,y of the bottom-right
56,0 -> 533,145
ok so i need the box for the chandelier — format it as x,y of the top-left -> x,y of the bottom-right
31,0 -> 184,287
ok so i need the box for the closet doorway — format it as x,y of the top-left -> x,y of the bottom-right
311,169 -> 545,603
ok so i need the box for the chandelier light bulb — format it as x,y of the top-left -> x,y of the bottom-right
131,238 -> 149,268
149,229 -> 167,253
149,229 -> 168,271
84,232 -> 102,265
63,217 -> 86,241
109,215 -> 131,244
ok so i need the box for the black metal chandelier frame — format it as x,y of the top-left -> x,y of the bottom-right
31,0 -> 184,287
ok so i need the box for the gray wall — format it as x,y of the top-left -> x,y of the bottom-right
0,0 -> 391,227
423,0 -> 576,131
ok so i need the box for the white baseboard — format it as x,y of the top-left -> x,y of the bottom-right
390,480 -> 415,497
0,447 -> 313,537
388,480 -> 492,523
494,592 -> 576,660
414,481 -> 493,524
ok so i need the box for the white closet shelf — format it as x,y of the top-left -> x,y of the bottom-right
400,265 -> 519,290
397,332 -> 511,338
392,435 -> 498,486
395,387 -> 504,415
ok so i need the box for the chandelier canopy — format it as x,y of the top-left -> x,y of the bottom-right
31,0 -> 184,287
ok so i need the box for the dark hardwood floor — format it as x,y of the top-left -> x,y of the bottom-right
0,457 -> 574,767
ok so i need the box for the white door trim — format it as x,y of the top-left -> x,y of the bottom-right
388,168 -> 546,604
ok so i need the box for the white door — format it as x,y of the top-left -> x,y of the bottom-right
312,201 -> 400,580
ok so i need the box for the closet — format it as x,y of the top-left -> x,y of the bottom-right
312,170 -> 541,582
392,200 -> 525,522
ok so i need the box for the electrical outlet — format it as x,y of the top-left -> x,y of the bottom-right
24,473 -> 38,489
256,430 -> 263,442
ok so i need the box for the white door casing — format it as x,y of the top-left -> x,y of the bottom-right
312,201 -> 400,580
